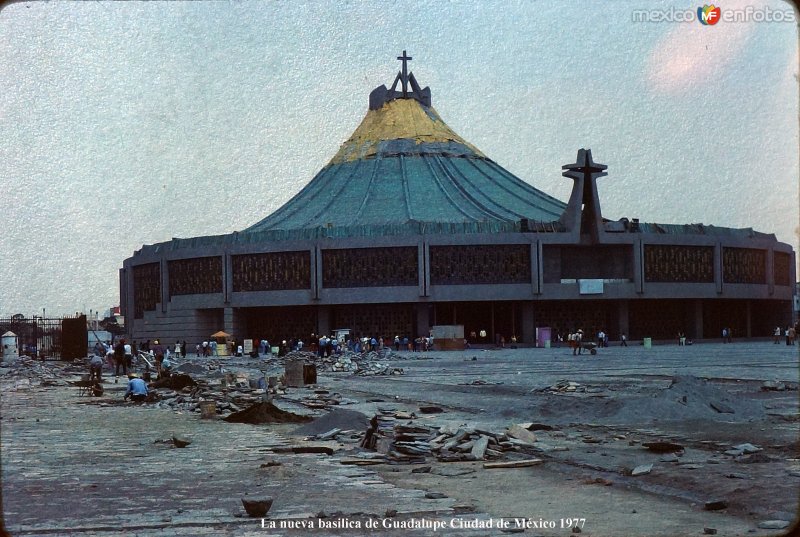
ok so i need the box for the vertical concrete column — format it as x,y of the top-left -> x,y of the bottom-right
767,248 -> 775,296
536,241 -> 544,293
693,300 -> 704,340
415,303 -> 430,338
745,301 -> 752,338
418,241 -> 427,297
530,241 -> 540,295
223,307 -> 237,337
521,302 -> 535,344
317,306 -> 331,336
223,252 -> 232,305
160,258 -> 169,312
634,239 -> 644,294
314,245 -> 323,300
617,300 -> 629,340
714,243 -> 723,294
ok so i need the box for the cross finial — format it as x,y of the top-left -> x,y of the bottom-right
397,50 -> 412,97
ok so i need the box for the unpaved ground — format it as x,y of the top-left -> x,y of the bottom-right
2,342 -> 798,536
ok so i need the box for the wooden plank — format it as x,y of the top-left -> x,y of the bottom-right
483,459 -> 543,469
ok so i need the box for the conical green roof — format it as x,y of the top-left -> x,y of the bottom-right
246,69 -> 565,234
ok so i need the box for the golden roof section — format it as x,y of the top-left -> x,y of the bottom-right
329,98 -> 485,164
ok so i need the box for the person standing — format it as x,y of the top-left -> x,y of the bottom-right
620,333 -> 628,347
774,326 -> 782,344
124,340 -> 133,371
113,339 -> 127,382
152,340 -> 164,378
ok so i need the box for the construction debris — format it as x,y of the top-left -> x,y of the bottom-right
358,411 -> 535,464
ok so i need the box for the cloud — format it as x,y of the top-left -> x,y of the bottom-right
646,1 -> 758,95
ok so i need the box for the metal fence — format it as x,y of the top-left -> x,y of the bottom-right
0,314 -> 88,361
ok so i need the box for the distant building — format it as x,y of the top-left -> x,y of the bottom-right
121,53 -> 796,344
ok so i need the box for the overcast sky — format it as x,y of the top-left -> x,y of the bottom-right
1,0 -> 797,318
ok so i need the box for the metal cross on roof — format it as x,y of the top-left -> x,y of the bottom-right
397,50 -> 412,97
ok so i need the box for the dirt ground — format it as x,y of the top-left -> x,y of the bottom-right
1,341 -> 798,536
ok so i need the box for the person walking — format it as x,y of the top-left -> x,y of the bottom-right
620,333 -> 628,347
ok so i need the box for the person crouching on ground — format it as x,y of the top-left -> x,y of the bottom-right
89,354 -> 104,382
159,355 -> 173,379
124,373 -> 148,402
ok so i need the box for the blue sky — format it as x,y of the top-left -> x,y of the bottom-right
0,0 -> 797,317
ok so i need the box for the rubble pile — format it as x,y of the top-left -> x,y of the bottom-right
294,389 -> 359,410
0,357 -> 81,390
545,380 -> 584,393
360,410 -> 531,464
150,379 -> 281,416
278,349 -> 407,376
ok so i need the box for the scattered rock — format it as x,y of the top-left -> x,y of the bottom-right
172,435 -> 192,448
424,491 -> 447,499
757,520 -> 789,530
761,381 -> 785,391
241,497 -> 273,518
732,443 -> 761,454
418,405 -> 444,414
709,401 -> 734,414
725,472 -> 748,479
659,453 -> 679,463
703,528 -> 717,535
642,441 -> 683,453
704,500 -> 728,511
411,466 -> 431,474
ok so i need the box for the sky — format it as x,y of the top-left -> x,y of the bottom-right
0,0 -> 797,318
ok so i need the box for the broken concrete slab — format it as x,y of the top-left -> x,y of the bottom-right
507,424 -> 537,444
470,435 -> 489,460
631,463 -> 653,476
